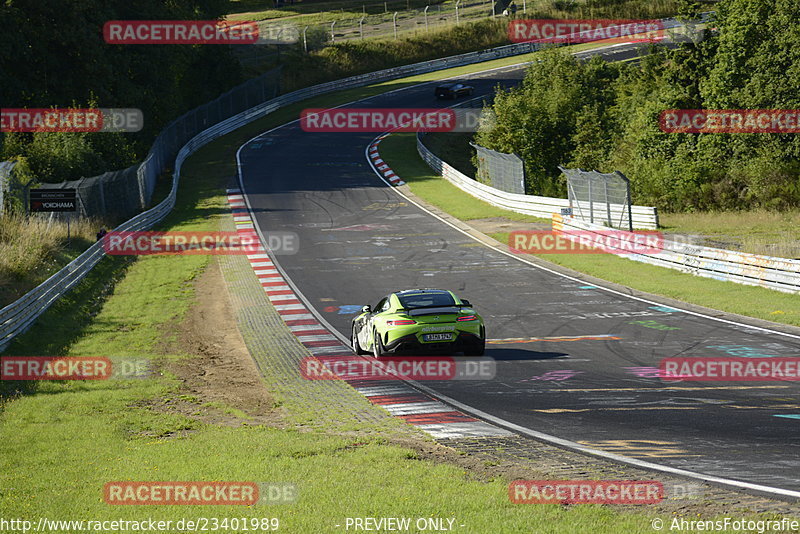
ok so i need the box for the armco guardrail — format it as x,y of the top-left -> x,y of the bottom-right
0,38 -> 556,353
552,214 -> 800,293
0,14 -> 701,352
417,133 -> 659,228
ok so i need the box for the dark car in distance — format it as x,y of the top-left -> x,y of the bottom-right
434,82 -> 474,99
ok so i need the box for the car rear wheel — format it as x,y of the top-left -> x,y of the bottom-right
465,326 -> 485,356
465,340 -> 485,356
352,324 -> 368,355
372,329 -> 385,359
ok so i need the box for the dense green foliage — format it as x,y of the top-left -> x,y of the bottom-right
280,19 -> 510,91
0,0 -> 243,183
255,0 -> 696,88
475,0 -> 800,211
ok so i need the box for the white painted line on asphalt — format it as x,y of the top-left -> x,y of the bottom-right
356,386 -> 418,396
416,422 -> 515,438
305,344 -> 352,355
233,49 -> 800,486
289,323 -> 325,332
279,313 -> 316,321
296,334 -> 339,343
274,303 -> 307,311
267,294 -> 299,302
381,401 -> 453,416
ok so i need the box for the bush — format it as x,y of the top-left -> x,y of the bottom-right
2,130 -> 137,185
475,0 -> 800,212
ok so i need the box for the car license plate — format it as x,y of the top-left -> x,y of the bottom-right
423,333 -> 453,342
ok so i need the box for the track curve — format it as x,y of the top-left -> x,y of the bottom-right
236,42 -> 800,498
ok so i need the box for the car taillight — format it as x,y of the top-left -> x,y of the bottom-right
457,315 -> 477,321
387,319 -> 416,325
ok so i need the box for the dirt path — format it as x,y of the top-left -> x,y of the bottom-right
154,258 -> 283,428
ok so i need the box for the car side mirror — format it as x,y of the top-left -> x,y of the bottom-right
362,305 -> 371,313
461,299 -> 471,306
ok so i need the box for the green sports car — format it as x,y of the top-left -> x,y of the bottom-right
351,289 -> 485,357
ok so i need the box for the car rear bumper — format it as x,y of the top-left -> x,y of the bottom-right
383,331 -> 483,354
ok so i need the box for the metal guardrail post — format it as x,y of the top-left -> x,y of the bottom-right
624,178 -> 633,231
0,16 -> 707,351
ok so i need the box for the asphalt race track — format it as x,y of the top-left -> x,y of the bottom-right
237,42 -> 800,497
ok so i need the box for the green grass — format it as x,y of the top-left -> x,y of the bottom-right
278,18 -> 511,90
2,402 -> 663,533
660,211 -> 800,259
421,132 -> 478,178
495,232 -> 800,326
379,133 -> 800,328
409,107 -> 800,262
0,214 -> 110,307
228,0 -> 440,21
228,0 -> 694,23
1,41 -> 758,532
2,13 -> 791,532
383,133 -> 548,222
236,0 -> 696,82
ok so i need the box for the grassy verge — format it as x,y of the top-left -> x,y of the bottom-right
0,36 -> 605,311
384,133 -> 548,222
277,19 -> 511,89
378,133 -> 800,328
418,133 -> 800,259
228,0 -> 439,21
238,0 -> 698,81
420,129 -> 800,259
421,132 -> 478,179
228,0 -> 693,23
0,47 -> 701,532
660,211 -> 800,259
0,214 -> 109,307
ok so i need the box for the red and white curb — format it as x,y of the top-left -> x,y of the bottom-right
225,188 -> 510,439
368,134 -> 405,187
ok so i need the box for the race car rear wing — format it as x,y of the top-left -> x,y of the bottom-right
404,305 -> 469,316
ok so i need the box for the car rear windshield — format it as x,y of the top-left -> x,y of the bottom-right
397,292 -> 456,309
